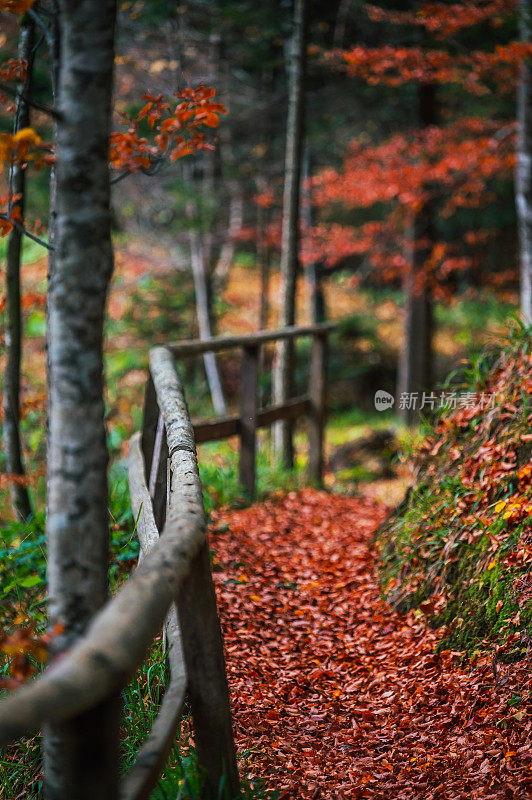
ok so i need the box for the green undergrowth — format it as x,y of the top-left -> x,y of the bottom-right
0,639 -> 275,800
378,324 -> 532,656
0,446 -> 291,799
123,640 -> 276,800
198,437 -> 304,516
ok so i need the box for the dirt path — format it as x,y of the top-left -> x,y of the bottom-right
211,489 -> 532,800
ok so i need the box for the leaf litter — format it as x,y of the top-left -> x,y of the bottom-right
211,489 -> 531,799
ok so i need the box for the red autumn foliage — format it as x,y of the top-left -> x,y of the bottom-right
307,117 -> 515,284
0,0 -> 36,13
211,489 -> 531,799
310,1 -> 525,289
109,86 -> 226,173
0,622 -> 62,690
0,57 -> 26,89
339,42 -> 532,94
0,80 -> 224,234
366,0 -> 516,37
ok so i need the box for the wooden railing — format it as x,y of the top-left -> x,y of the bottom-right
0,324 -> 332,799
168,323 -> 332,498
0,346 -> 238,799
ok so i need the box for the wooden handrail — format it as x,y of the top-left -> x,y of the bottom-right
0,324 -> 332,798
147,346 -> 240,798
193,396 -> 310,443
175,324 -> 333,497
0,354 -> 208,775
120,433 -> 187,800
167,322 -> 333,357
0,468 -> 204,746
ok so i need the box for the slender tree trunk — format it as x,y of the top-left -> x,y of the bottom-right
46,0 -> 61,293
43,3 -> 120,798
184,160 -> 227,416
302,146 -> 326,324
256,194 -> 271,405
397,215 -> 433,426
172,26 -> 226,415
333,0 -> 351,47
516,0 -> 532,325
397,83 -> 436,426
211,40 -> 243,306
255,65 -> 276,335
273,0 -> 308,466
189,218 -> 228,416
213,188 -> 242,288
257,204 -> 271,332
2,16 -> 35,522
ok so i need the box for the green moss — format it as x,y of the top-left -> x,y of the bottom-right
378,326 -> 532,655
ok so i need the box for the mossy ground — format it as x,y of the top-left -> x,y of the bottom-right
378,325 -> 532,657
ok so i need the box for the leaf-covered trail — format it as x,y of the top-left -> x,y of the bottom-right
210,489 -> 532,799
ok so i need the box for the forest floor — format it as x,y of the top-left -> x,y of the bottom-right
2,241 -> 530,799
209,489 -> 532,800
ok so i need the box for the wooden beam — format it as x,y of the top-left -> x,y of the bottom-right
168,322 -> 334,358
257,396 -> 310,428
141,375 -> 159,485
307,331 -> 328,486
120,434 -> 186,800
239,345 -> 259,499
192,396 -> 311,445
193,415 -> 239,444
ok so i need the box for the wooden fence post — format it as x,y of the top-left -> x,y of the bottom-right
177,543 -> 241,800
149,412 -> 169,532
141,375 -> 159,481
142,376 -> 168,531
239,344 -> 259,499
307,331 -> 328,485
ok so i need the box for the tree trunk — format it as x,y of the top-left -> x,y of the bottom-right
302,146 -> 326,324
397,83 -> 436,426
213,187 -> 243,292
2,16 -> 35,522
516,0 -> 532,325
257,202 -> 271,332
397,215 -> 433,426
189,219 -> 228,416
184,159 -> 227,417
333,0 -> 351,47
212,43 -> 243,307
273,0 -> 308,467
43,3 -> 120,798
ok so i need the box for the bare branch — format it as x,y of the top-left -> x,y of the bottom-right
0,82 -> 59,119
0,214 -> 53,250
27,8 -> 54,49
109,152 -> 167,185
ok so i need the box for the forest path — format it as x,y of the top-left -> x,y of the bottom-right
210,489 -> 531,800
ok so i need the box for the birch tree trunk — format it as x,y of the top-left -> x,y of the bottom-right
185,159 -> 227,417
43,3 -> 120,798
2,16 -> 35,522
516,0 -> 532,325
189,218 -> 228,416
214,189 -> 242,287
273,0 -> 308,467
397,83 -> 436,426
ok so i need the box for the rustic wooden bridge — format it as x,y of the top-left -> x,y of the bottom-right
0,324 -> 332,799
